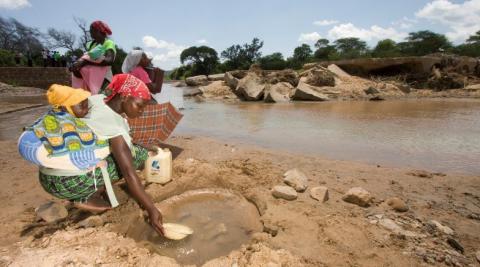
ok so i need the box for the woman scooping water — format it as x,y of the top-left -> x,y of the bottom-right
18,74 -> 164,236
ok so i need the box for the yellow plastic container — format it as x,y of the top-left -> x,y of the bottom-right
144,147 -> 172,184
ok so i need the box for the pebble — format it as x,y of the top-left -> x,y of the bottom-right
379,218 -> 403,232
272,185 -> 298,200
342,187 -> 373,207
386,197 -> 409,212
475,251 -> 480,263
35,201 -> 68,223
428,220 -> 454,235
77,215 -> 104,228
283,169 -> 308,192
447,238 -> 464,253
407,170 -> 434,178
310,186 -> 329,202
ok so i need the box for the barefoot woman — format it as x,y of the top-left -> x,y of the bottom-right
18,74 -> 164,235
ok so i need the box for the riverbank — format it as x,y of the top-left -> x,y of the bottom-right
0,134 -> 479,266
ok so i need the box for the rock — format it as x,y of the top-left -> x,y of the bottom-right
364,87 -> 380,95
428,220 -> 454,235
379,218 -> 403,232
283,169 -> 308,192
369,95 -> 385,101
310,186 -> 329,202
407,170 -> 434,178
171,81 -> 186,87
466,84 -> 480,90
199,81 -> 237,99
264,69 -> 299,87
305,67 -> 335,87
224,72 -> 239,89
235,72 -> 266,101
475,251 -> 480,263
303,63 -> 319,70
185,75 -> 209,86
447,238 -> 464,253
327,64 -> 352,80
386,197 -> 409,212
292,78 -> 329,101
264,82 -> 293,103
183,87 -> 202,97
207,73 -> 225,81
342,187 -> 373,207
78,215 -> 104,228
272,186 -> 298,200
35,202 -> 68,223
468,213 -> 480,220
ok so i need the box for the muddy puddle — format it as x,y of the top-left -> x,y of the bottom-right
125,188 -> 262,266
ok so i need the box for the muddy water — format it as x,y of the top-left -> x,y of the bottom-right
175,92 -> 480,174
126,189 -> 262,266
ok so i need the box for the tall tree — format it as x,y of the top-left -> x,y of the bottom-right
372,39 -> 400,58
0,16 -> 43,53
334,38 -> 368,59
259,52 -> 286,70
221,38 -> 264,70
466,30 -> 480,44
313,38 -> 336,60
404,30 -> 452,56
46,28 -> 76,53
180,46 -> 219,75
73,17 -> 91,51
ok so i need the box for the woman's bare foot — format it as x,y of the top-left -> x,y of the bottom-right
73,193 -> 112,213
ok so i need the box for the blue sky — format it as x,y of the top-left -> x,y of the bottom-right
1,0 -> 479,69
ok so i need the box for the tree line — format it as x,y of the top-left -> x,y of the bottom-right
170,30 -> 480,79
0,16 -> 127,73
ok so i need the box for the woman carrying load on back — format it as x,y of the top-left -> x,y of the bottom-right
18,74 -> 164,236
71,20 -> 116,95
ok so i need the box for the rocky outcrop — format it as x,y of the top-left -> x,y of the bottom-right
207,73 -> 225,81
199,81 -> 237,99
235,72 -> 266,101
292,78 -> 329,101
185,75 -> 209,86
264,82 -> 293,103
265,69 -> 299,87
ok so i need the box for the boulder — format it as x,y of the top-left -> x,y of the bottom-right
283,169 -> 308,192
303,63 -> 319,70
327,64 -> 352,80
386,197 -> 409,212
183,87 -> 202,97
264,82 -> 293,103
292,78 -> 329,101
235,72 -> 266,101
35,202 -> 68,223
310,186 -> 329,202
272,186 -> 298,200
265,69 -> 299,87
171,81 -> 186,87
199,81 -> 237,99
475,251 -> 480,263
78,215 -> 104,228
185,75 -> 209,86
305,67 -> 335,87
224,72 -> 239,89
364,87 -> 380,95
207,73 -> 225,81
342,187 -> 373,207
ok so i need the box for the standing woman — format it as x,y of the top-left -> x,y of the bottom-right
71,20 -> 116,95
122,49 -> 164,94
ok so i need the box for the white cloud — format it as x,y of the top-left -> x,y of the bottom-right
0,0 -> 30,9
392,17 -> 417,29
313,20 -> 339,26
327,23 -> 407,42
196,39 -> 208,44
298,32 -> 322,42
415,0 -> 480,42
142,35 -> 186,70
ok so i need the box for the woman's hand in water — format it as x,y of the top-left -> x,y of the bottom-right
148,207 -> 165,236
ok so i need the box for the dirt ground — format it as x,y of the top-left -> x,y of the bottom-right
0,133 -> 479,266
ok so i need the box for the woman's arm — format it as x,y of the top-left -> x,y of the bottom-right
109,135 -> 164,235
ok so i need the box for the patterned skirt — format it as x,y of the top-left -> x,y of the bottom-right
39,145 -> 148,202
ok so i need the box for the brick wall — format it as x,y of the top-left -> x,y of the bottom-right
0,67 -> 70,89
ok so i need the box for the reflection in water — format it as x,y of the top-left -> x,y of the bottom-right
176,92 -> 480,174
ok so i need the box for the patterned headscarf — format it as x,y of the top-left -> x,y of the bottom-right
105,74 -> 151,102
90,20 -> 112,36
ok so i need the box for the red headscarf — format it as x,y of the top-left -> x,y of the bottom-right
105,74 -> 151,102
91,20 -> 112,36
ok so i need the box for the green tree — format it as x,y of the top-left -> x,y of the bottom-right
221,38 -> 264,70
334,38 -> 368,59
258,52 -> 287,70
372,39 -> 401,58
454,30 -> 480,57
466,30 -> 480,44
180,45 -> 219,76
286,44 -> 313,69
313,39 -> 336,60
404,30 -> 452,56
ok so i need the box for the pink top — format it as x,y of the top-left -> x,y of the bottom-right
130,66 -> 152,84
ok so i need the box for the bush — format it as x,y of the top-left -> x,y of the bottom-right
0,49 -> 15,66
